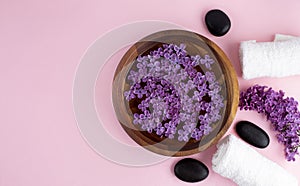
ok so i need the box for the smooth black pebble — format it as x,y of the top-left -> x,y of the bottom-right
174,158 -> 209,183
236,121 -> 270,148
205,9 -> 231,37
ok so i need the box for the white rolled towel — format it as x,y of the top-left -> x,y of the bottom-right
239,35 -> 300,79
212,135 -> 298,186
274,34 -> 296,41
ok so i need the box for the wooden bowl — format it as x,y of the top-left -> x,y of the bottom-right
112,30 -> 239,156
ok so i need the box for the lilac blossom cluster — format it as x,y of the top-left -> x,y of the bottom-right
239,85 -> 300,161
124,43 -> 224,142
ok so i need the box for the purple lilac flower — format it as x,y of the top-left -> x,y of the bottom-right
178,129 -> 189,142
239,85 -> 300,161
200,54 -> 215,70
124,43 -> 224,142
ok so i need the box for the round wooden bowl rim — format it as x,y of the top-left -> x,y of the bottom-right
112,29 -> 239,156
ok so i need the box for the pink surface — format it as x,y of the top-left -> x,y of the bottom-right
1,0 -> 300,185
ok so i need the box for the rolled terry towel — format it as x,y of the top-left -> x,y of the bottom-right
212,135 -> 298,186
239,36 -> 300,79
274,34 -> 296,42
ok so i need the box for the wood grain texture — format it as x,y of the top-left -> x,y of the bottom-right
112,30 -> 239,156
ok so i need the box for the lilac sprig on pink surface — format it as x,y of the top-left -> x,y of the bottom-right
124,43 -> 224,142
239,85 -> 300,161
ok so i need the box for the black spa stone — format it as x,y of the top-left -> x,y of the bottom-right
205,9 -> 231,37
174,158 -> 209,183
236,121 -> 270,148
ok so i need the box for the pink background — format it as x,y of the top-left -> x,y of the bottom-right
1,0 -> 300,185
